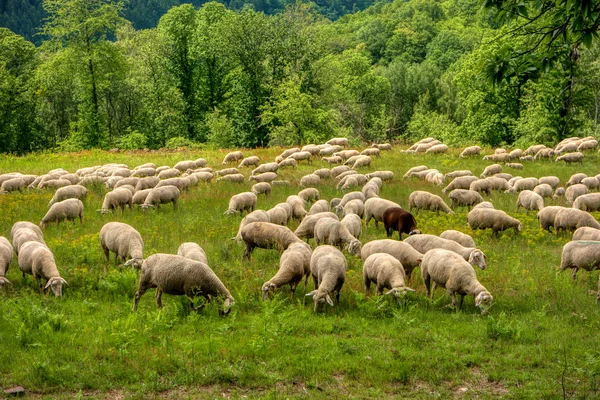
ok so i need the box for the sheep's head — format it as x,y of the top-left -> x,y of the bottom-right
96,209 -> 112,214
224,209 -> 236,216
221,297 -> 235,316
475,291 -> 493,313
124,258 -> 143,269
306,290 -> 334,312
408,229 -> 421,236
516,222 -> 523,232
347,239 -> 362,257
469,250 -> 487,270
45,277 -> 68,297
385,287 -> 415,297
261,282 -> 276,300
0,276 -> 12,288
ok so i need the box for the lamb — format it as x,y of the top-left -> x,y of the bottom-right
425,144 -> 449,154
567,173 -> 587,187
556,152 -> 584,163
365,171 -> 394,181
0,177 -> 26,193
559,241 -> 600,280
240,222 -> 307,259
238,156 -> 260,168
467,208 -> 522,236
448,189 -> 483,210
533,184 -> 553,198
421,249 -> 493,313
48,185 -> 87,207
0,237 -> 13,287
251,182 -> 272,198
480,164 -> 502,178
286,195 -> 308,220
442,176 -> 479,193
516,190 -> 544,212
225,192 -> 257,216
408,191 -> 454,215
439,230 -> 476,248
554,208 -> 600,234
133,254 -> 234,314
216,168 -> 240,177
18,241 -> 68,297
403,165 -> 429,179
216,174 -> 245,183
572,227 -> 600,241
341,213 -> 362,239
363,253 -> 415,296
97,188 -> 133,214
262,243 -> 312,300
233,210 -> 270,241
566,184 -> 589,203
305,245 -> 346,312
342,199 -> 364,218
252,162 -> 279,175
298,188 -> 319,203
314,217 -> 362,256
383,207 -> 419,240
351,155 -> 372,169
157,168 -> 180,179
267,205 -> 289,226
573,193 -> 600,212
360,240 -> 423,280
326,137 -> 349,147
40,199 -> 84,228
364,197 -> 402,227
222,151 -> 244,165
141,186 -> 180,210
294,212 -> 339,241
309,200 -> 329,215
404,234 -> 486,269
248,172 -> 278,183
100,222 -> 144,268
177,242 -> 208,265
460,146 -> 481,158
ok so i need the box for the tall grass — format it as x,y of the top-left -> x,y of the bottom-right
0,147 -> 599,398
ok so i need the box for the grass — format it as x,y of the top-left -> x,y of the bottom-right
0,147 -> 600,398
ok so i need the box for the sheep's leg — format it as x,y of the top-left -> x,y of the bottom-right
36,277 -> 44,294
423,274 -> 431,297
102,245 -> 110,261
571,267 -> 579,280
132,285 -> 149,311
155,289 -> 163,308
364,277 -> 371,292
335,290 -> 340,304
243,243 -> 254,260
450,291 -> 458,311
458,294 -> 465,310
376,284 -> 383,296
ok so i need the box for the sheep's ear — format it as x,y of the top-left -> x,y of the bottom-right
305,290 -> 317,297
326,294 -> 334,306
0,277 -> 11,285
60,278 -> 68,286
44,278 -> 55,289
124,259 -> 136,267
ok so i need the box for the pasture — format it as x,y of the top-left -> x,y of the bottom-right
0,147 -> 599,399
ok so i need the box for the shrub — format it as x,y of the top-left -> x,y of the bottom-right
116,131 -> 147,150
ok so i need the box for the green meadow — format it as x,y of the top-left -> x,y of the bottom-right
0,147 -> 599,399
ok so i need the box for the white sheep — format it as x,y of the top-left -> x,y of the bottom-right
439,230 -> 476,248
217,168 -> 240,177
537,206 -> 567,232
262,243 -> 312,300
11,222 -> 45,254
364,197 -> 402,228
365,171 -> 394,181
233,210 -> 270,241
157,168 -> 180,179
280,148 -> 300,158
485,177 -> 510,191
573,193 -> 600,212
286,195 -> 308,220
578,139 -> 598,151
300,174 -> 321,187
331,165 -> 351,177
342,199 -> 364,218
288,151 -> 312,164
141,185 -> 180,210
403,165 -> 429,179
533,184 -> 553,198
445,170 -> 473,179
240,222 -> 307,259
251,182 -> 272,198
341,213 -> 362,239
581,177 -> 600,190
177,242 -> 208,265
480,164 -> 502,178
361,240 -> 423,280
448,189 -> 484,210
0,237 -> 13,287
460,146 -> 481,158
314,217 -> 362,256
425,144 -> 449,154
309,200 -> 330,215
556,152 -> 584,163
524,144 -> 546,155
421,249 -> 493,313
360,148 -> 380,157
469,179 -> 491,195
404,234 -> 486,269
516,190 -> 544,213
408,191 -> 454,215
40,199 -> 84,228
363,253 -> 415,296
222,151 -> 244,165
238,156 -> 260,168
298,188 -> 319,203
306,245 -> 346,312
18,241 -> 67,297
507,177 -> 539,193
252,162 -> 279,175
133,189 -> 152,205
442,176 -> 479,193
326,137 -> 349,147
100,222 -> 144,268
267,205 -> 289,226
48,185 -> 88,207
566,184 -> 588,203
572,227 -> 600,241
278,158 -> 297,169
225,192 -> 257,216
322,156 -> 343,165
0,177 -> 26,194
248,172 -> 278,183
554,187 -> 566,199
467,208 -> 522,236
554,208 -> 600,234
351,155 -> 372,169
216,174 -> 245,183
313,169 -> 332,180
294,212 -> 339,241
97,188 -> 133,214
559,241 -> 600,280
133,254 -> 234,314
567,173 -> 587,187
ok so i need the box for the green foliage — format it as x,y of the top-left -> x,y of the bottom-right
205,108 -> 236,148
164,136 -> 200,149
116,130 -> 147,149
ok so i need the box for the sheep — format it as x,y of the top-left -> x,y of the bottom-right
0,237 -> 13,287
39,178 -> 72,189
298,188 -> 319,203
360,148 -> 380,157
233,210 -> 270,242
305,245 -> 346,312
286,195 -> 308,220
559,241 -> 600,280
288,151 -> 312,164
365,171 -> 394,181
157,168 -> 180,179
448,189 -> 484,210
97,188 -> 133,214
361,239 -> 423,280
222,151 -> 244,165
262,243 -> 312,300
516,190 -> 544,213
131,168 -> 156,178
578,139 -> 598,151
505,162 -> 523,170
155,177 -> 190,191
554,187 -> 566,199
425,171 -> 445,186
404,234 -> 486,269
248,172 -> 278,183
351,155 -> 372,169
322,156 -> 343,165
0,177 -> 26,194
445,170 -> 473,179
469,179 -> 492,195
141,186 -> 180,210
533,184 -> 553,198
225,192 -> 257,216
524,144 -> 546,155
383,207 -> 419,240
252,162 -> 279,175
403,165 -> 429,179
480,164 -> 502,178
573,193 -> 600,212
554,208 -> 600,234
319,147 -> 336,156
421,249 -> 493,313
509,149 -> 523,159
240,222 -> 307,259
278,158 -> 297,169
535,148 -> 555,160
439,230 -> 476,248
335,150 -> 359,160
566,184 -> 589,204
460,146 -> 481,158
238,156 -> 260,168
313,168 -> 332,180
363,253 -> 415,296
11,222 -> 45,254
193,158 -> 207,168
117,184 -> 136,196
467,208 -> 522,236
314,217 -> 362,256
520,155 -> 534,161
326,137 -> 349,147
572,227 -> 600,241
341,213 -> 362,239
343,199 -> 364,218
330,198 -> 342,210
536,206 -> 567,232
338,174 -> 368,190
581,177 -> 600,190
216,174 -> 245,183
567,173 -> 587,187
331,165 -> 351,177
216,168 -> 240,177
507,177 -> 539,193
364,197 -> 402,228
133,189 -> 152,205
280,148 -> 300,158
336,170 -> 358,180
483,153 -> 511,162
555,142 -> 580,154
309,200 -> 329,215
99,222 -> 144,268
442,176 -> 479,193
425,144 -> 449,154
18,241 -> 67,297
40,199 -> 84,228
274,202 -> 293,222
372,143 -> 392,151
48,185 -> 88,207
133,254 -> 234,314
177,242 -> 208,265
556,152 -> 584,163
294,212 -> 339,241
493,173 -> 513,181
267,206 -> 289,226
362,180 -> 380,199
191,172 -> 214,183
408,191 -> 454,215
251,182 -> 272,198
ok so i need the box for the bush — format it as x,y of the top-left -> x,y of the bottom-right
116,131 -> 147,150
164,136 -> 201,149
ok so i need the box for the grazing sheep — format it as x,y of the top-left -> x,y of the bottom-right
131,168 -> 156,178
39,178 -> 71,189
516,190 -> 544,212
351,155 -> 372,169
508,177 -> 539,193
573,193 -> 600,212
177,242 -> 208,265
132,189 -> 152,205
98,188 -> 134,214
554,208 -> 600,234
338,175 -> 368,190
298,188 -> 319,203
426,144 -> 449,154
278,158 -> 297,169
421,249 -> 493,313
313,168 -> 332,180
222,151 -> 244,165
280,148 -> 300,158
361,239 -> 423,280
581,177 -> 600,190
288,151 -> 312,164
216,168 -> 240,177
18,241 -> 68,297
524,144 -> 546,155
362,180 -> 380,199
361,148 -> 380,157
460,146 -> 481,158
554,187 -> 566,199
493,173 -> 513,181
404,234 -> 486,269
306,245 -> 346,312
578,139 -> 598,151
225,192 -> 257,216
566,184 -> 589,203
448,189 -> 484,210
294,212 -> 339,241
467,208 -> 522,236
556,142 -> 580,154
135,176 -> 160,191
323,156 -> 343,165
262,243 -> 312,300
191,172 -> 214,183
343,199 -> 364,218
485,177 -> 510,193
286,195 -> 308,220
309,200 -> 329,215
537,206 -> 567,232
267,206 -> 290,226
40,199 -> 84,228
480,164 -> 502,178
469,179 -> 491,195
408,191 -> 454,215
534,148 -> 555,160
567,173 -> 587,187
251,182 -> 272,198
335,170 -> 358,181
240,222 -> 306,259
11,223 -> 45,255
252,162 -> 279,175
341,213 -> 362,239
326,137 -> 349,147
365,171 -> 394,181
249,172 -> 278,183
331,165 -> 351,177
335,150 -> 359,160
216,174 -> 245,183
194,158 -> 207,168
314,218 -> 362,256
364,197 -> 402,228
234,210 -> 270,241
440,230 -> 476,248
445,170 -> 473,179
572,227 -> 600,241
533,184 -> 553,198
100,222 -> 144,268
238,156 -> 260,168
0,177 -> 26,194
520,155 -> 534,161
509,149 -> 523,159
319,147 -> 336,156
363,253 -> 415,296
0,237 -> 13,287
559,241 -> 600,280
505,164 -> 523,171
173,160 -> 197,172
141,186 -> 180,210
133,254 -> 234,314
48,185 -> 87,207
155,177 -> 190,191
556,152 -> 584,163
334,192 -> 365,215
372,143 -> 392,151
403,166 -> 433,179
330,198 -> 342,210
157,168 -> 180,179
442,176 -> 479,193
383,207 -> 419,240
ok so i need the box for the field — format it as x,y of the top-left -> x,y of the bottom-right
1,147 -> 600,399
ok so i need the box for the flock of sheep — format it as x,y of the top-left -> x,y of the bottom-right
1,134 -> 600,314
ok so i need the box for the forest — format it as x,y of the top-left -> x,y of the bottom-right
1,0 -> 600,154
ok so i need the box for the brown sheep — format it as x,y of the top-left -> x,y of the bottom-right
382,207 -> 420,240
